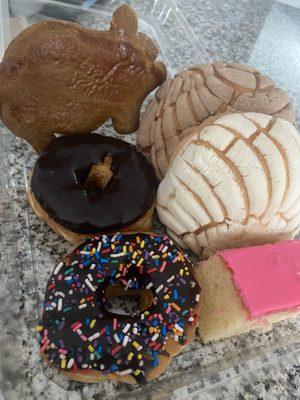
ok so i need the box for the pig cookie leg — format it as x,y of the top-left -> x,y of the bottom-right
8,124 -> 54,153
111,104 -> 141,134
25,131 -> 56,153
0,104 -> 54,152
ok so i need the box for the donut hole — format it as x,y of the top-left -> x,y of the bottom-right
104,284 -> 153,317
76,155 -> 114,196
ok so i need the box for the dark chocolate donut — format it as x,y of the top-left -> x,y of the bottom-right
31,134 -> 157,234
37,233 -> 200,383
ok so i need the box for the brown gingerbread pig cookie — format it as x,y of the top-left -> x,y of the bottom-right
0,5 -> 167,152
137,62 -> 295,179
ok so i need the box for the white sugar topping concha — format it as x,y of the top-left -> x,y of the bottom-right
156,112 -> 300,256
138,62 -> 295,180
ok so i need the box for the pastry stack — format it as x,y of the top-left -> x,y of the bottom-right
138,62 -> 300,343
1,3 -> 299,386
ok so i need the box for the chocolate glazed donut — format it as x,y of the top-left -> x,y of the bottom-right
37,233 -> 201,384
29,134 -> 157,243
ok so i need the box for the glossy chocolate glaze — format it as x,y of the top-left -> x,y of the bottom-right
39,233 -> 200,383
31,134 -> 157,234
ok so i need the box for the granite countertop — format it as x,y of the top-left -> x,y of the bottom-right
0,0 -> 299,399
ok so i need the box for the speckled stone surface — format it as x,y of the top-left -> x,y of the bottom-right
0,0 -> 299,399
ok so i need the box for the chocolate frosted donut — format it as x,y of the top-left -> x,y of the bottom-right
37,233 -> 201,384
29,134 -> 157,242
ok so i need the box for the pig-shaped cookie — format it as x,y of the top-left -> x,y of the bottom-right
0,5 -> 167,152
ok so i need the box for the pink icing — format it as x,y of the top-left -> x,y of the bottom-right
217,241 -> 300,319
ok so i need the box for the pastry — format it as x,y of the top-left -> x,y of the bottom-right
0,5 -> 167,152
36,233 -> 200,384
29,134 -> 157,243
137,62 -> 295,179
156,112 -> 300,256
195,240 -> 300,343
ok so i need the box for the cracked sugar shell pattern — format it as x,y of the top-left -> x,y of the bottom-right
156,112 -> 300,257
138,62 -> 296,180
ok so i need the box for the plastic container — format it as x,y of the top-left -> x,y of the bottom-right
0,1 -> 299,399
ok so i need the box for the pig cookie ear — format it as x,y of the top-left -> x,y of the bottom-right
110,5 -> 138,36
137,32 -> 158,60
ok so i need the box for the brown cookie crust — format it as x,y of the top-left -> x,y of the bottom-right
0,5 -> 167,152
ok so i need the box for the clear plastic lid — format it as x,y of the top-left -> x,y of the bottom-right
0,1 -> 299,399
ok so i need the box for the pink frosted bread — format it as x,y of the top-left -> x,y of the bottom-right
195,241 -> 300,343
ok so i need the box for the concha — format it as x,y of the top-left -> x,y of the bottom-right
138,62 -> 296,179
156,112 -> 300,256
